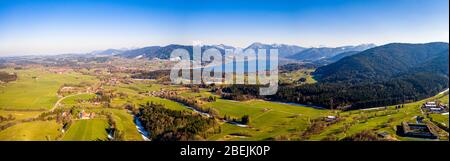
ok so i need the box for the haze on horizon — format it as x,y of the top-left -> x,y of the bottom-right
0,0 -> 448,56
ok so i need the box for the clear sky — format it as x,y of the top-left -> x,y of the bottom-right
0,0 -> 448,55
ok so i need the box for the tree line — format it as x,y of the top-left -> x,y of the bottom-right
216,72 -> 448,110
137,102 -> 220,141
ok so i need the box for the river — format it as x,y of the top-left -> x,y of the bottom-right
128,110 -> 151,141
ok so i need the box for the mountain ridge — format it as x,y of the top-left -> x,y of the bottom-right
314,42 -> 449,83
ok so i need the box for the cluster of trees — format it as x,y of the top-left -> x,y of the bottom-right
131,70 -> 171,80
93,91 -> 113,106
54,110 -> 72,132
106,112 -> 124,141
0,71 -> 17,83
273,72 -> 448,110
300,117 -> 341,140
223,114 -> 251,125
219,85 -> 262,101
341,130 -> 385,141
218,71 -> 448,110
138,102 -> 220,141
0,114 -> 15,122
279,63 -> 317,73
201,96 -> 217,102
158,93 -> 219,117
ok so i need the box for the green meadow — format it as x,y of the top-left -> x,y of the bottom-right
60,93 -> 97,105
0,120 -> 61,141
205,99 -> 330,140
90,108 -> 144,141
106,82 -> 187,111
62,119 -> 109,141
0,110 -> 42,127
0,68 -> 98,110
280,69 -> 317,84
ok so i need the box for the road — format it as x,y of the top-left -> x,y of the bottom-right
50,93 -> 88,112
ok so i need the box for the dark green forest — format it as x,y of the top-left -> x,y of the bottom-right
138,102 -> 219,141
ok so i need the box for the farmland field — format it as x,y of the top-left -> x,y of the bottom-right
60,93 -> 97,105
0,120 -> 61,141
430,114 -> 449,128
0,68 -> 98,110
62,119 -> 109,141
279,69 -> 317,84
206,99 -> 330,140
93,109 -> 144,141
0,110 -> 42,126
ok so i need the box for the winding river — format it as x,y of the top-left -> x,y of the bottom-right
128,110 -> 151,141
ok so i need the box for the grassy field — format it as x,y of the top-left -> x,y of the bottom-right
438,94 -> 449,105
0,121 -> 61,141
0,110 -> 42,126
60,93 -> 101,108
173,88 -> 449,141
279,69 -> 316,84
62,119 -> 109,141
307,93 -> 449,141
201,98 -> 330,140
429,114 -> 449,128
91,109 -> 144,141
61,93 -> 97,105
211,100 -> 329,140
106,82 -> 187,111
0,68 -> 98,110
171,89 -> 331,140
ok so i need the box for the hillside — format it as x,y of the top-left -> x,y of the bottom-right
314,42 -> 449,83
118,45 -> 236,59
271,42 -> 450,110
313,51 -> 360,65
245,42 -> 306,58
116,42 -> 305,60
287,44 -> 375,62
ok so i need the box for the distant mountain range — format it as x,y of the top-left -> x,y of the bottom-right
91,43 -> 376,62
312,51 -> 360,65
244,42 -> 306,58
115,45 -> 235,59
286,44 -> 376,62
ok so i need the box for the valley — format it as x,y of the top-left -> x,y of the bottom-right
0,42 -> 448,141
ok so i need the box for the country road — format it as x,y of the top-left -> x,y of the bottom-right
50,93 -> 88,112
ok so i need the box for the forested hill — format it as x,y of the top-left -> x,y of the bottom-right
314,42 -> 449,83
270,42 -> 449,110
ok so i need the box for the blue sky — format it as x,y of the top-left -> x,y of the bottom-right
0,0 -> 448,55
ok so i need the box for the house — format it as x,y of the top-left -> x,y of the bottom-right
421,101 -> 449,114
79,110 -> 95,119
48,68 -> 71,74
396,122 -> 438,139
424,102 -> 437,108
324,116 -> 337,122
